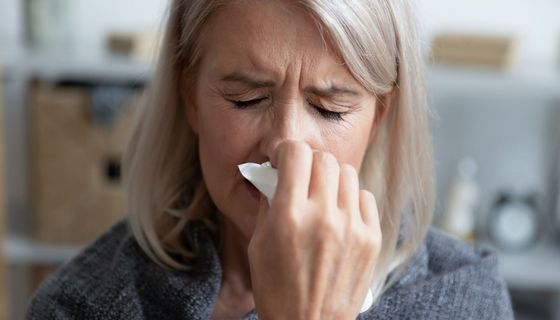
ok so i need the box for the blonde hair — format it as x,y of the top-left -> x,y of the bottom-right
123,0 -> 435,302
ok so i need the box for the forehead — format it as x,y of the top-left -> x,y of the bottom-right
200,1 -> 320,52
195,0 -> 350,81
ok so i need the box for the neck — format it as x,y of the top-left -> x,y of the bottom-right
219,218 -> 252,291
213,217 -> 255,318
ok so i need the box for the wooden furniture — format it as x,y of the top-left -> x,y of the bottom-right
431,33 -> 517,70
1,53 -> 150,319
29,82 -> 139,245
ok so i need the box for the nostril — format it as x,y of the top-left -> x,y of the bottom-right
104,158 -> 121,183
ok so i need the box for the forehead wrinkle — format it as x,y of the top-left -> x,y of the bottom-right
200,0 -> 362,97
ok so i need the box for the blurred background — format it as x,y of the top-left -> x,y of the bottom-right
0,0 -> 559,319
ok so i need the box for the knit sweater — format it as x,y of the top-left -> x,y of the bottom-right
27,220 -> 514,319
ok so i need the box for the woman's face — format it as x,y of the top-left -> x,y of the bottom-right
185,1 -> 383,242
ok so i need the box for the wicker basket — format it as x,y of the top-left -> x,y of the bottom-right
29,82 -> 139,244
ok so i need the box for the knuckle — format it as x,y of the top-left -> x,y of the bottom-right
275,140 -> 289,157
360,189 -> 376,202
282,141 -> 297,158
324,152 -> 337,165
341,163 -> 357,175
280,203 -> 302,229
312,150 -> 326,164
271,192 -> 291,207
352,225 -> 381,249
348,212 -> 361,228
365,231 -> 382,253
287,141 -> 312,160
271,194 -> 308,232
314,150 -> 337,167
341,163 -> 359,183
320,215 -> 344,240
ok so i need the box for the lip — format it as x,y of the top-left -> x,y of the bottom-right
243,179 -> 261,200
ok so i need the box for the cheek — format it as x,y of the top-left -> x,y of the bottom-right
322,113 -> 375,170
195,101 -> 261,203
325,132 -> 370,170
197,104 -> 255,163
195,103 -> 261,238
197,110 -> 242,186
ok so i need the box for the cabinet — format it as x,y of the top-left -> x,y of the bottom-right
2,52 -> 151,319
29,83 -> 136,244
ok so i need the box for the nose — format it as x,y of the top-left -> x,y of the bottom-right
259,100 -> 314,167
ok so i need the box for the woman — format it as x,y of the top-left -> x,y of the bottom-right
28,0 -> 513,319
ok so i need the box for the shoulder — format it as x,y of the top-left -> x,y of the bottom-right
27,219 -> 223,320
365,228 -> 514,320
27,220 -> 149,319
424,227 -> 500,277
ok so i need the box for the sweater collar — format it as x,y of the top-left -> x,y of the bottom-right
146,219 -> 258,319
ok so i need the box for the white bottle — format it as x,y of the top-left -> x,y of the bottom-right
441,157 -> 480,242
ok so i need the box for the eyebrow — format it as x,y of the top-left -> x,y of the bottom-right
304,85 -> 360,98
220,72 -> 275,88
219,71 -> 360,97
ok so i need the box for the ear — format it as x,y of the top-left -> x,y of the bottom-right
180,70 -> 199,134
370,88 -> 397,139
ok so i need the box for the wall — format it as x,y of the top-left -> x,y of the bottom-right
0,0 -> 22,53
0,0 -> 167,57
428,70 -> 560,228
68,0 -> 167,57
1,0 -> 559,67
417,0 -> 560,71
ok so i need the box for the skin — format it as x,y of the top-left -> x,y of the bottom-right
182,1 -> 391,319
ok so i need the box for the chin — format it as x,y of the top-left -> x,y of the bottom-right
217,193 -> 259,243
236,202 -> 259,240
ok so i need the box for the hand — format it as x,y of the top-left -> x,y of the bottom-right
247,140 -> 382,320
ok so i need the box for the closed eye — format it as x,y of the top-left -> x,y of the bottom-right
229,97 -> 347,121
316,108 -> 344,121
231,97 -> 268,109
307,100 -> 346,121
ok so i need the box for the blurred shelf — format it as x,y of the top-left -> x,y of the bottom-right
427,65 -> 560,98
490,243 -> 560,291
3,49 -> 154,84
4,235 -> 81,265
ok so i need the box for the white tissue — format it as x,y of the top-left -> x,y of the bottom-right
237,161 -> 374,314
238,162 -> 278,203
360,288 -> 373,313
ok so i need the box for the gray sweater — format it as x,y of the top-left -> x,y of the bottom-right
27,220 -> 514,319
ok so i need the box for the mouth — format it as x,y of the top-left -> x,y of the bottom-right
243,179 -> 261,200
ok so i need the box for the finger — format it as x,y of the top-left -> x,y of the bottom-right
309,151 -> 339,204
359,189 -> 380,230
272,140 -> 313,203
338,164 -> 360,213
